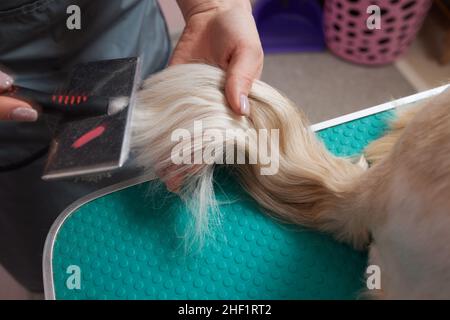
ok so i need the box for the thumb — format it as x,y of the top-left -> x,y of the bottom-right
0,70 -> 37,122
225,45 -> 263,116
0,96 -> 37,122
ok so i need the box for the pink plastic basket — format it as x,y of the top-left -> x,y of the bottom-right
324,0 -> 432,65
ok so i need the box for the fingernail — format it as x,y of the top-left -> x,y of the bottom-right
9,107 -> 38,122
240,94 -> 250,116
0,71 -> 14,90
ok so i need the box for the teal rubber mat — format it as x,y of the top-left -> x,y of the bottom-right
46,111 -> 393,300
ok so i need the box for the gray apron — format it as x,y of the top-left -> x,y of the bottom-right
0,0 -> 170,292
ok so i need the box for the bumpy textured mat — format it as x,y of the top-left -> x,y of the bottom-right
48,111 -> 393,300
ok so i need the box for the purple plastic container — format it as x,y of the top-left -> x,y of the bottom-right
253,0 -> 326,53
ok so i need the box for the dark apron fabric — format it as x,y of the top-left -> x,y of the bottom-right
0,1 -> 37,11
0,0 -> 171,292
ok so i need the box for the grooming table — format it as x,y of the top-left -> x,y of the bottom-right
43,84 -> 449,300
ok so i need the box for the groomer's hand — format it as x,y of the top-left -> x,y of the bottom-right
171,0 -> 263,116
0,71 -> 37,122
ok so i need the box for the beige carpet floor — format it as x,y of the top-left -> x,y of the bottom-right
262,52 -> 415,124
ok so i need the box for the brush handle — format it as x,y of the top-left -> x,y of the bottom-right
2,85 -> 110,117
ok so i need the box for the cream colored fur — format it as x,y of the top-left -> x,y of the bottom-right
361,89 -> 450,298
131,63 -> 450,298
365,106 -> 421,164
131,63 -> 366,245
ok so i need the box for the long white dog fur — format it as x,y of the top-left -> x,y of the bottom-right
131,63 -> 450,299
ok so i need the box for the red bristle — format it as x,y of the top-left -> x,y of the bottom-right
58,95 -> 63,104
64,96 -> 69,105
70,96 -> 75,105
